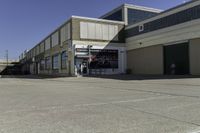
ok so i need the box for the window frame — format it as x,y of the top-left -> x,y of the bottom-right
61,51 -> 68,69
52,54 -> 59,70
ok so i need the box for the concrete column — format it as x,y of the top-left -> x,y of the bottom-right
68,40 -> 75,76
189,39 -> 200,75
124,7 -> 128,25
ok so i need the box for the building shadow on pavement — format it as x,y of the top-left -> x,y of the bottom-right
1,74 -> 200,81
84,74 -> 200,81
0,75 -> 71,79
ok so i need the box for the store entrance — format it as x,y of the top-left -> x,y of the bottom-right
75,48 -> 119,76
76,58 -> 89,76
164,42 -> 190,75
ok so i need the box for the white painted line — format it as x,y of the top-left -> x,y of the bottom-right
74,95 -> 174,107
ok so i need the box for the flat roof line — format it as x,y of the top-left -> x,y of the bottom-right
123,4 -> 163,13
27,17 -> 72,53
161,0 -> 198,14
72,15 -> 125,24
27,15 -> 125,53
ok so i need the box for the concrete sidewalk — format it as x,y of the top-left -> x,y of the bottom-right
0,77 -> 200,133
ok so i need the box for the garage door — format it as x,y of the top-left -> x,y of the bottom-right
164,42 -> 190,75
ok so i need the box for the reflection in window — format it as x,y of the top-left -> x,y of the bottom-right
89,49 -> 118,69
61,51 -> 67,69
128,9 -> 158,25
52,54 -> 59,70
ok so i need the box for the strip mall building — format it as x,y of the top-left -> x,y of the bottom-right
20,0 -> 200,76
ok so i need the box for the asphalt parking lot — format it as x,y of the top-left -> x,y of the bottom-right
1,76 -> 200,133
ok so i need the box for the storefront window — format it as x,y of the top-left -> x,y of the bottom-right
40,59 -> 45,70
61,51 -> 67,69
89,49 -> 118,69
45,57 -> 51,70
52,54 -> 59,70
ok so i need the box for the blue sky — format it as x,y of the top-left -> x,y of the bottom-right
0,0 -> 190,59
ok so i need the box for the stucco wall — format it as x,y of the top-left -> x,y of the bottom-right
127,44 -> 163,75
126,19 -> 200,51
71,17 -> 125,43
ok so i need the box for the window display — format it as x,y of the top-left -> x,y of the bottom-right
89,49 -> 118,69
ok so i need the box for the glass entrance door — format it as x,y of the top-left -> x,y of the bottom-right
76,58 -> 89,76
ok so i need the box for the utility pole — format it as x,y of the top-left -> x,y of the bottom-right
5,50 -> 8,67
4,50 -> 9,75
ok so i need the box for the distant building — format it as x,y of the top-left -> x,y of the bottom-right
19,0 -> 200,76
